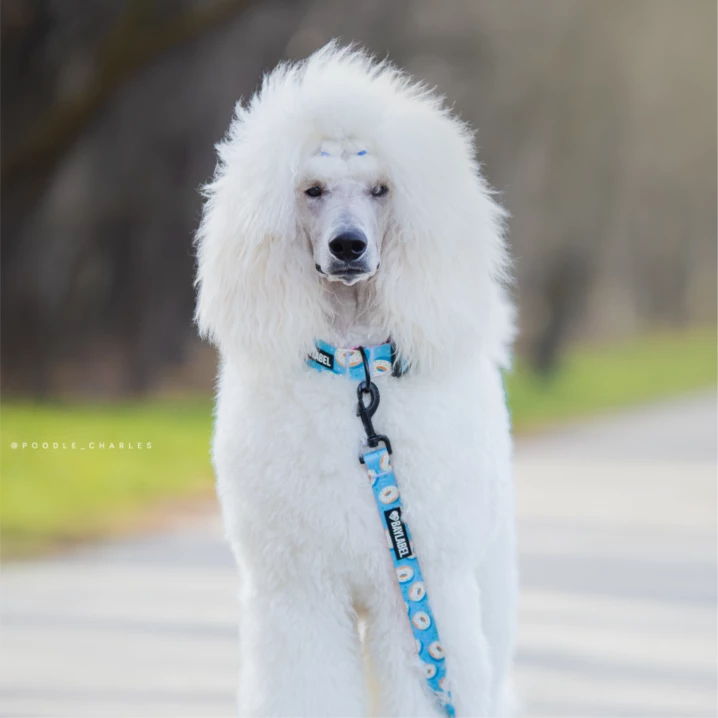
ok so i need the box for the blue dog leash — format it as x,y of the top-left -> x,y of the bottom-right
308,341 -> 455,716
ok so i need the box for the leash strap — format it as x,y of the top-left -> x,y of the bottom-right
353,347 -> 455,717
307,340 -> 454,714
362,446 -> 456,716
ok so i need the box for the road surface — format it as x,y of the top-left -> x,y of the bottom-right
2,393 -> 716,717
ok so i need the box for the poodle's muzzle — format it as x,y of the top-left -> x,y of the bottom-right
318,228 -> 374,283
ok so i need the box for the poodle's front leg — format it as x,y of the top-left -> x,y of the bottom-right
363,570 -> 492,717
236,582 -> 367,717
429,571 -> 493,717
363,586 -> 446,718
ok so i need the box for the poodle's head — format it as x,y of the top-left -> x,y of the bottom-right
298,143 -> 390,286
195,43 -> 514,374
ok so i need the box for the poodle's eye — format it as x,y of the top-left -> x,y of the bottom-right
371,184 -> 389,198
305,185 -> 323,198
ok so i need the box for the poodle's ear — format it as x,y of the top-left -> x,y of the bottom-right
194,107 -> 329,367
374,104 -> 515,371
377,207 -> 515,372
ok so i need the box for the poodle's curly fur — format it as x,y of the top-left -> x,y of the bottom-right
195,43 -> 517,717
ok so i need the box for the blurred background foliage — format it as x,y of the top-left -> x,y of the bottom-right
2,0 -> 716,395
1,0 -> 716,553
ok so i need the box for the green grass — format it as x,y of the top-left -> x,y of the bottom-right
1,326 -> 715,557
506,326 -> 716,432
1,400 -> 214,557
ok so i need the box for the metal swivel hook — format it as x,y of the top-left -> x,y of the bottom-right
356,347 -> 392,459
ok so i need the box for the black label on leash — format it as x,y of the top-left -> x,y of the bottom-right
384,507 -> 413,559
309,347 -> 334,371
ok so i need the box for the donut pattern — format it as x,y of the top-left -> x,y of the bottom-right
307,340 -> 408,379
379,451 -> 392,473
378,485 -> 400,504
429,641 -> 445,660
409,581 -> 426,602
335,348 -> 363,368
396,566 -> 414,583
362,446 -> 455,717
412,611 -> 431,630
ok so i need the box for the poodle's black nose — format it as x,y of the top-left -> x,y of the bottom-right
329,231 -> 367,262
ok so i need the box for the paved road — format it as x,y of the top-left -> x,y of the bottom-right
2,393 -> 716,717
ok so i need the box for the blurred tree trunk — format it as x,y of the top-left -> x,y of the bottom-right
1,0 -> 305,396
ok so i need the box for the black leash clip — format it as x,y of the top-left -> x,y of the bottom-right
357,347 -> 392,462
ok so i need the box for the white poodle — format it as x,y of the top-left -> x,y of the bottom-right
195,43 -> 517,718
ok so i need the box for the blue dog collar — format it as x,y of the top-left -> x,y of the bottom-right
307,339 -> 406,379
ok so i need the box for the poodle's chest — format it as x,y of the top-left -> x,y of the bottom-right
214,365 -> 512,572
